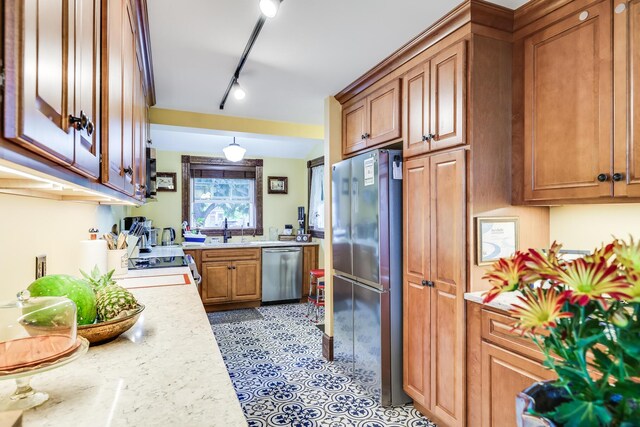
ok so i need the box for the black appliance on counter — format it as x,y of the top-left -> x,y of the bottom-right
128,256 -> 187,270
122,216 -> 146,233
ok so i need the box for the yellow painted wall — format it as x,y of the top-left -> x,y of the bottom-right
550,204 -> 640,250
0,194 -> 129,301
132,151 -> 309,241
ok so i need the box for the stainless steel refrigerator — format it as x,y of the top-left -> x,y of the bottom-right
332,149 -> 409,406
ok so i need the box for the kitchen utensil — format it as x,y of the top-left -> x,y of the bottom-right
77,304 -> 144,345
161,227 -> 176,246
116,232 -> 127,250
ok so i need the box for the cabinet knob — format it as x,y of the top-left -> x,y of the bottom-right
427,133 -> 436,141
597,173 -> 609,182
426,280 -> 435,287
69,111 -> 88,131
364,133 -> 370,139
612,173 -> 624,182
361,134 -> 366,140
86,120 -> 95,137
421,280 -> 427,286
123,166 -> 133,176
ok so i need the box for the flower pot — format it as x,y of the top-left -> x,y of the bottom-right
516,381 -> 570,427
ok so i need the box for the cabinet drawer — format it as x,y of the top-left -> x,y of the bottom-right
201,248 -> 260,262
481,309 -> 545,363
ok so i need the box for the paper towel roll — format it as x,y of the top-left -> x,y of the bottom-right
78,240 -> 108,274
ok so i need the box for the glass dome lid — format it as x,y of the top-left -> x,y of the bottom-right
0,291 -> 78,371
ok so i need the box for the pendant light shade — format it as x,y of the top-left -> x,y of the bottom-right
223,138 -> 246,162
259,0 -> 280,18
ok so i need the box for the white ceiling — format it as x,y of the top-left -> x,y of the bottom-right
151,124 -> 322,159
148,0 -> 529,126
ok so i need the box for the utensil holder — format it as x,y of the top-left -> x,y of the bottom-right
107,249 -> 128,276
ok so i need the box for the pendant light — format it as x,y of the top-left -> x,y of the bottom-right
223,138 -> 246,162
259,0 -> 280,18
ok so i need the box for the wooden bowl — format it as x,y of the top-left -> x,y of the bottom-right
78,304 -> 145,345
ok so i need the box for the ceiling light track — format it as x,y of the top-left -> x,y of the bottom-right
219,0 -> 282,110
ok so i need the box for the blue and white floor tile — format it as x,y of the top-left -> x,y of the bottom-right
210,303 -> 435,427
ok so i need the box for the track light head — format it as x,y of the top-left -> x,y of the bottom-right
259,0 -> 280,18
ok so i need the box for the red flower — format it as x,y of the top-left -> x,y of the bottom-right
546,259 -> 631,306
510,287 -> 574,334
482,252 -> 532,303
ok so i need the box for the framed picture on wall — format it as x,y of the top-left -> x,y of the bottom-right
156,172 -> 177,192
268,176 -> 288,194
476,217 -> 519,265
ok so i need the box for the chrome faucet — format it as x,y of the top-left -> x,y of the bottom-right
223,218 -> 232,243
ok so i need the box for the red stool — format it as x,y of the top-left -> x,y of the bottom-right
307,269 -> 325,323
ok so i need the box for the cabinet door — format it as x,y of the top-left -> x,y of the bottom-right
403,156 -> 431,407
343,99 -> 367,155
72,0 -> 101,179
302,246 -> 318,297
481,342 -> 555,427
4,0 -> 74,164
201,262 -> 231,304
614,0 -> 640,197
366,79 -> 401,147
430,42 -> 466,151
103,0 -> 136,194
429,149 -> 466,425
403,63 -> 431,158
523,1 -> 612,201
232,260 -> 261,301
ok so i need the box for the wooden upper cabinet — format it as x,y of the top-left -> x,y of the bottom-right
403,63 -> 431,158
366,79 -> 401,147
403,156 -> 431,408
103,0 -> 137,195
430,41 -> 466,151
614,0 -> 640,197
522,1 -> 612,201
342,78 -> 401,156
343,99 -> 367,155
73,0 -> 102,179
429,149 -> 466,426
4,0 -> 102,175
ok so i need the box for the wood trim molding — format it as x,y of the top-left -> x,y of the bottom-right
307,156 -> 325,238
132,0 -> 156,106
181,155 -> 264,236
322,333 -> 334,361
513,0 -> 575,31
334,0 -> 513,104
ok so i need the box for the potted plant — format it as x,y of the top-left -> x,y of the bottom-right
482,238 -> 640,426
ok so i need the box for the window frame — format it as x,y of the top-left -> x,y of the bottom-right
307,156 -> 325,239
182,155 -> 263,236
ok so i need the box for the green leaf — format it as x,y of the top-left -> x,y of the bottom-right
552,400 -> 612,427
591,348 -> 614,373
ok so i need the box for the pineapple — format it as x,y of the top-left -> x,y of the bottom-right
81,267 -> 138,322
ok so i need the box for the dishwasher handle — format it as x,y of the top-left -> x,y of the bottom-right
263,248 -> 302,253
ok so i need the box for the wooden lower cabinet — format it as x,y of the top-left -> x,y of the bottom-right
195,245 -> 318,310
480,342 -> 555,427
201,261 -> 232,304
467,303 -> 556,427
302,245 -> 319,297
231,260 -> 261,301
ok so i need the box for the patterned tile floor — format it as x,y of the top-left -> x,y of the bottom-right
210,303 -> 435,427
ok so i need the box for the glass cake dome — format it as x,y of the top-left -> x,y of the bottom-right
0,291 -> 78,371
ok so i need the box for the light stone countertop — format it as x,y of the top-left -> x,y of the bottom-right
182,240 -> 319,249
0,267 -> 247,427
464,290 -> 523,312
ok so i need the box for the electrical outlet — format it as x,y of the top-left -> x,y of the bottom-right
35,255 -> 46,279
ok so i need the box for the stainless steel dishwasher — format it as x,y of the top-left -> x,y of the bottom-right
261,247 -> 303,302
